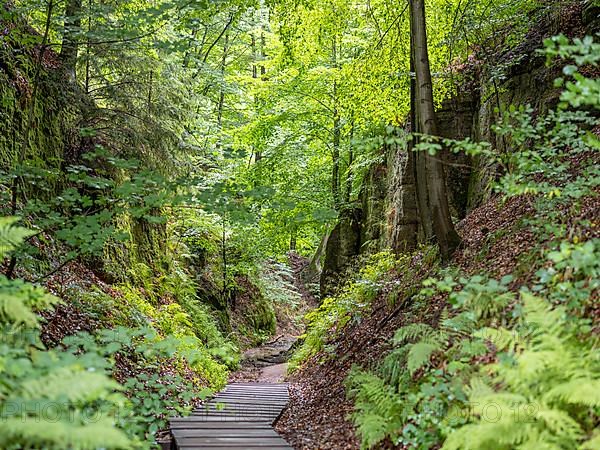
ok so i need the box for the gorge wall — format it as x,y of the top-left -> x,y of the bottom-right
320,1 -> 599,295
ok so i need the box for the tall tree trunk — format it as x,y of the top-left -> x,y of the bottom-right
251,32 -> 262,163
84,2 -> 91,94
60,0 -> 82,80
260,31 -> 267,78
410,9 -> 433,241
331,36 -> 341,209
345,119 -> 354,203
290,224 -> 297,251
217,32 -> 229,130
410,0 -> 460,261
332,96 -> 341,209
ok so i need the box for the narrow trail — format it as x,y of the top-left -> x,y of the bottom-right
229,335 -> 296,383
167,254 -> 317,449
229,252 -> 318,385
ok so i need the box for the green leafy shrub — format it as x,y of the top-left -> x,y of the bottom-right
346,34 -> 600,450
257,261 -> 302,308
289,251 -> 396,371
0,218 -> 131,450
61,326 -> 216,444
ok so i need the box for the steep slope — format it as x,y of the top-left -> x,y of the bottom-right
279,3 -> 600,449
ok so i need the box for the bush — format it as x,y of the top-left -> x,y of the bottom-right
0,218 -> 131,450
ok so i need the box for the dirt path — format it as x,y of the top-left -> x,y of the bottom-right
230,253 -> 317,384
229,334 -> 296,383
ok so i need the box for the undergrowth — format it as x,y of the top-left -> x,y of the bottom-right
345,35 -> 600,449
0,218 -> 132,450
289,251 -> 401,371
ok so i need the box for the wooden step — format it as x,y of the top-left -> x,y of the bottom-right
169,382 -> 292,449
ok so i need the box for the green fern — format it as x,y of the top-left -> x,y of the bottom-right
407,342 -> 440,375
393,322 -> 449,375
347,369 -> 405,449
0,217 -> 34,259
393,323 -> 440,345
442,293 -> 600,450
0,218 -> 132,449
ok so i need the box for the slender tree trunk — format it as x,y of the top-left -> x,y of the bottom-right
251,33 -> 258,79
60,0 -> 82,80
221,216 -> 228,308
410,0 -> 460,261
290,224 -> 297,251
251,32 -> 262,163
84,0 -> 91,93
331,35 -> 341,209
260,31 -> 266,78
147,70 -> 153,115
217,32 -> 229,130
332,97 -> 341,209
345,119 -> 354,203
410,11 -> 433,241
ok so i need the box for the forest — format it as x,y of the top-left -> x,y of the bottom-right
0,0 -> 598,448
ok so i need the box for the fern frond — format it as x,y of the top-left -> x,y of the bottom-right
441,311 -> 477,336
0,217 -> 34,259
474,326 -> 521,352
347,369 -> 404,448
442,419 -> 530,450
544,379 -> 600,407
535,408 -> 584,441
0,417 -> 131,450
407,341 -> 439,375
352,412 -> 393,449
580,433 -> 600,450
0,278 -> 59,327
465,377 -> 495,399
521,292 -> 565,336
380,346 -> 410,387
0,292 -> 39,327
393,323 -> 436,344
19,368 -> 121,403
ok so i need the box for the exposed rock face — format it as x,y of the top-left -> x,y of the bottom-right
319,2 -> 597,295
320,96 -> 477,295
384,146 -> 419,254
319,208 -> 362,297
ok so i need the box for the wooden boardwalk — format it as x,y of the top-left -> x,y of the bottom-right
169,383 -> 292,449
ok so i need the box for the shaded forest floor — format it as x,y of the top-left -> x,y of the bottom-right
275,189 -> 600,449
230,253 -> 318,384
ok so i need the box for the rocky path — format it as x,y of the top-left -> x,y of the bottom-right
229,335 -> 296,383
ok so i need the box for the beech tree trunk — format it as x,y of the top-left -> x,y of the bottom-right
60,0 -> 82,79
409,0 -> 460,261
331,36 -> 341,209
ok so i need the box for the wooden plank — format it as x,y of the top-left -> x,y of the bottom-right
224,386 -> 288,390
202,401 -> 285,408
211,398 -> 288,404
172,429 -> 282,438
193,407 -> 282,414
178,446 -> 291,450
170,421 -> 272,429
190,413 -> 281,418
178,416 -> 273,422
218,390 -> 288,396
169,382 -> 292,449
174,437 -> 289,445
220,391 -> 288,397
